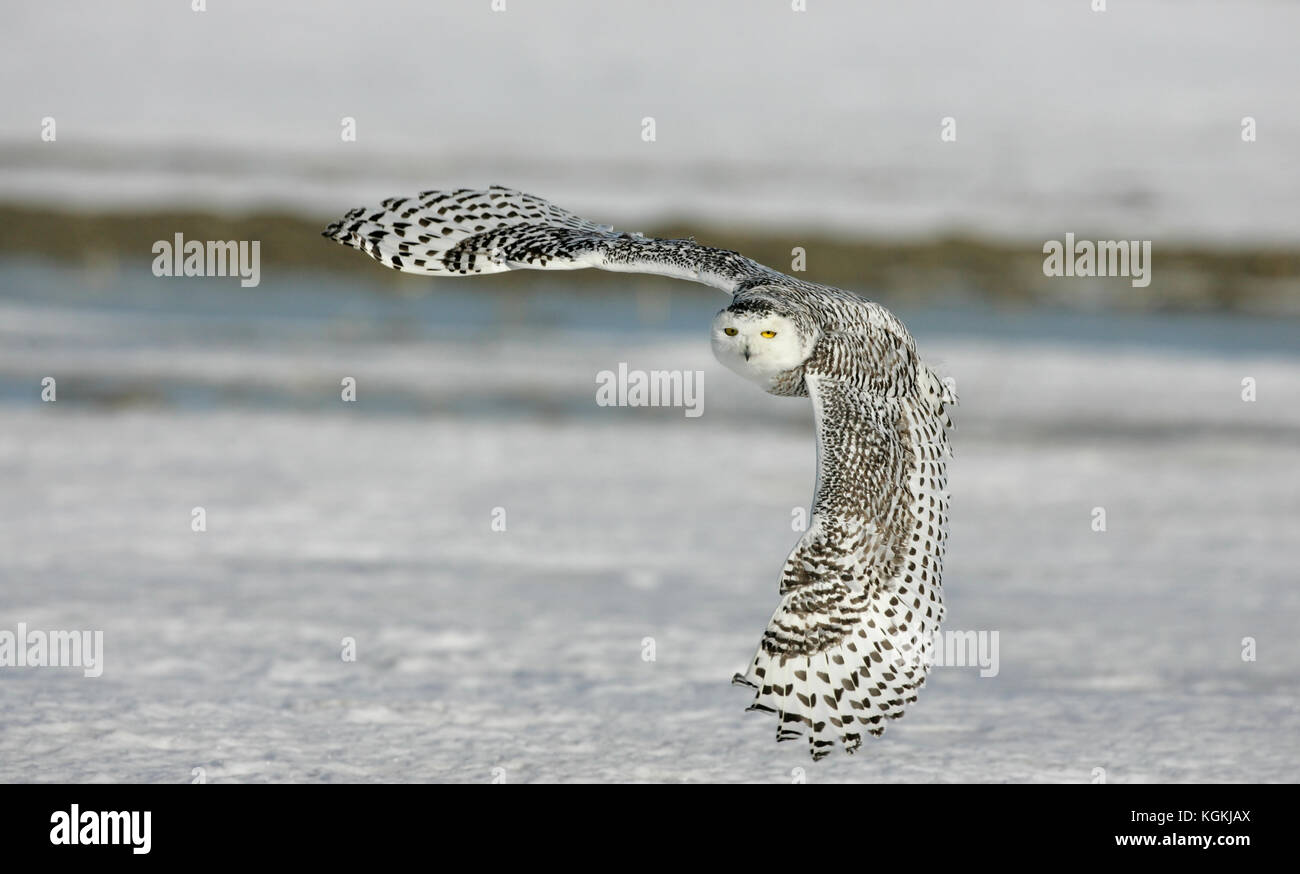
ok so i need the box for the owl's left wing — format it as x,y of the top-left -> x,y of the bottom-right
323,185 -> 779,294
732,327 -> 955,760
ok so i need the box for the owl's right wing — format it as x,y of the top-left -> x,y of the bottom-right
732,327 -> 956,760
323,185 -> 778,294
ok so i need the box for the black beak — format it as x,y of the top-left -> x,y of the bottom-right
743,345 -> 751,361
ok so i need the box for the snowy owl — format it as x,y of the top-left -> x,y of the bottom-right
324,187 -> 956,760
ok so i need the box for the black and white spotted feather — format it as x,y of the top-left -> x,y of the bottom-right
323,185 -> 778,292
324,187 -> 956,761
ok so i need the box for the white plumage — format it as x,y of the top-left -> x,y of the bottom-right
325,187 -> 957,760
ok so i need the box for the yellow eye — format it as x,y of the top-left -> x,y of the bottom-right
760,330 -> 777,338
723,327 -> 738,336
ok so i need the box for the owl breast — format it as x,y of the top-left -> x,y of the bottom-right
761,366 -> 808,397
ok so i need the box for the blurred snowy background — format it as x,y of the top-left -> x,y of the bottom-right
0,0 -> 1297,782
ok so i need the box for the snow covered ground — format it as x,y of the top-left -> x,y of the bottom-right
0,261 -> 1297,782
4,0 -> 1300,243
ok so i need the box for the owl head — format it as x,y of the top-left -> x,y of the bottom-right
711,298 -> 817,385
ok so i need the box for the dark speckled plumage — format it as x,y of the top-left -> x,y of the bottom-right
325,187 -> 957,760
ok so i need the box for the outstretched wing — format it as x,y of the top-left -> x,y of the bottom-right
733,326 -> 956,760
323,185 -> 776,294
